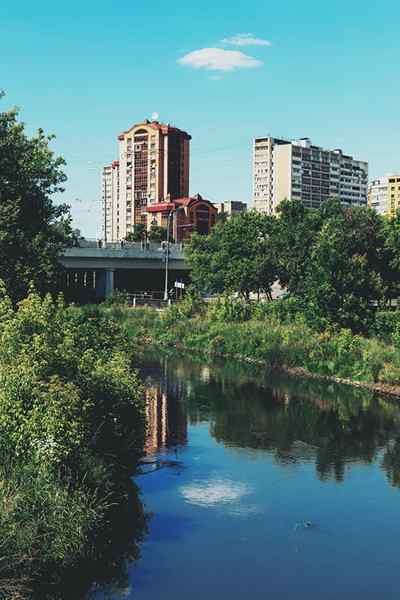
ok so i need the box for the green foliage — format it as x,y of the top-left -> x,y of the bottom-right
129,301 -> 400,386
186,198 -> 400,333
208,295 -> 253,323
186,211 -> 278,300
126,223 -> 145,241
0,288 -> 146,594
161,291 -> 205,327
251,296 -> 306,323
0,95 -> 72,302
148,224 -> 168,242
371,310 -> 400,342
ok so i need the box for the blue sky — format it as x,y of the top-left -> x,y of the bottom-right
2,0 -> 400,236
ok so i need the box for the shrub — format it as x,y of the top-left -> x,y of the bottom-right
0,287 -> 146,594
372,310 -> 400,342
208,296 -> 252,323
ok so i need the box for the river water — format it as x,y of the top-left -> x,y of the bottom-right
93,352 -> 400,600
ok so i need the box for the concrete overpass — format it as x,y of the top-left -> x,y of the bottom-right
59,242 -> 189,302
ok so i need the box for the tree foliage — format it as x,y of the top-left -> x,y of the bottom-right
186,211 -> 278,299
148,224 -> 168,242
186,198 -> 400,332
126,223 -> 145,241
0,93 -> 72,302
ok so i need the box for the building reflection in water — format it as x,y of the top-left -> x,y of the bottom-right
144,367 -> 188,454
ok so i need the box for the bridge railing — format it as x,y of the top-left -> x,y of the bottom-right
126,290 -> 183,308
72,239 -> 186,251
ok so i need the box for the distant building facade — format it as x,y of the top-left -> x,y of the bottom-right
146,194 -> 217,242
368,176 -> 389,215
253,136 -> 368,215
214,200 -> 247,218
368,174 -> 400,217
102,119 -> 191,242
388,175 -> 400,217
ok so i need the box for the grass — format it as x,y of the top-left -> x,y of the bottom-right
122,297 -> 400,390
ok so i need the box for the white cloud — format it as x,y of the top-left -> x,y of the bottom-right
222,33 -> 272,47
177,47 -> 262,72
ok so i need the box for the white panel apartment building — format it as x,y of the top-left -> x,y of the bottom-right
368,176 -> 389,215
253,137 -> 368,214
102,161 -> 120,243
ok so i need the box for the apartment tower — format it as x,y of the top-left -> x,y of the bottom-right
368,176 -> 389,215
102,119 -> 191,242
253,136 -> 368,214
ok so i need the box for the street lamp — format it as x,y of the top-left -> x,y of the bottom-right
163,206 -> 184,302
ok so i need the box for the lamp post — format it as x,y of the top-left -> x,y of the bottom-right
163,206 -> 184,302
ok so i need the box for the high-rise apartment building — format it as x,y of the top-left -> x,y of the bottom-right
368,176 -> 389,215
388,175 -> 400,217
102,119 -> 191,242
368,174 -> 400,217
253,137 -> 368,214
102,161 -> 120,243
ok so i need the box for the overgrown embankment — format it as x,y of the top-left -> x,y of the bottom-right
0,290 -> 146,599
124,295 -> 400,398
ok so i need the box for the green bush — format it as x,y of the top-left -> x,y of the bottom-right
0,287 -> 146,594
371,310 -> 400,342
208,296 -> 252,323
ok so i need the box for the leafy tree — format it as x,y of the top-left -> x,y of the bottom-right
186,211 -> 278,300
381,210 -> 400,303
0,93 -> 72,302
148,224 -> 168,243
126,223 -> 145,242
300,202 -> 385,332
272,198 -> 323,296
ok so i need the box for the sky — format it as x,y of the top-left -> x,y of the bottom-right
1,0 -> 400,237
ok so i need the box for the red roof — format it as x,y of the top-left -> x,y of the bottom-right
146,203 -> 175,213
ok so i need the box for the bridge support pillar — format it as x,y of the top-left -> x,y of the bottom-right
105,269 -> 114,298
95,269 -> 115,300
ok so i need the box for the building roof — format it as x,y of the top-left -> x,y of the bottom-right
118,120 -> 191,141
146,194 -> 216,213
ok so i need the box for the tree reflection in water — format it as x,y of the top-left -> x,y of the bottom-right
138,351 -> 400,486
58,352 -> 400,599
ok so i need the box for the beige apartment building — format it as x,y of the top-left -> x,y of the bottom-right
368,174 -> 400,217
388,175 -> 400,217
102,119 -> 191,242
214,200 -> 247,218
253,136 -> 368,214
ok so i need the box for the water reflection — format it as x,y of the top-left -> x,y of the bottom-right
180,479 -> 251,507
139,352 -> 400,486
142,359 -> 188,454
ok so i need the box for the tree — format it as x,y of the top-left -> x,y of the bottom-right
186,211 -> 278,300
126,223 -> 145,242
381,211 -> 400,303
0,93 -> 72,301
272,198 -> 323,296
148,224 -> 168,243
299,202 -> 385,332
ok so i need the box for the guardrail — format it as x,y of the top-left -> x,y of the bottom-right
126,290 -> 181,308
73,239 -> 185,251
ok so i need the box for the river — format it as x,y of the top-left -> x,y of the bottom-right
92,351 -> 400,599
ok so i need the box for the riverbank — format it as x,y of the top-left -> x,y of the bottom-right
0,292 -> 146,599
123,296 -> 400,399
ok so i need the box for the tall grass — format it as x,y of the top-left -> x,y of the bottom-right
124,295 -> 400,387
